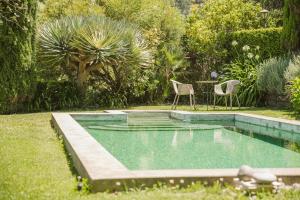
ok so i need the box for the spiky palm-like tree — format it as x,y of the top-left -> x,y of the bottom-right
38,16 -> 152,94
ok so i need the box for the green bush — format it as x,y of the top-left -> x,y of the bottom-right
223,44 -> 261,106
282,0 -> 300,51
31,81 -> 80,111
225,27 -> 284,61
257,56 -> 290,96
185,0 -> 281,81
37,0 -> 104,23
290,77 -> 300,113
0,0 -> 37,114
284,54 -> 300,82
100,0 -> 186,101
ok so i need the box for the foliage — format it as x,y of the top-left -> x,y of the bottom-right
284,54 -> 300,82
175,0 -> 192,15
256,0 -> 284,9
257,57 -> 290,96
37,16 -> 152,107
99,0 -> 186,102
0,0 -> 37,114
30,81 -> 80,111
226,28 -> 284,60
223,44 -> 262,106
282,0 -> 300,51
290,77 -> 300,113
185,0 -> 268,81
37,0 -> 104,23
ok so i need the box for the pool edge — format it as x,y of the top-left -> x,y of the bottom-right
51,110 -> 300,192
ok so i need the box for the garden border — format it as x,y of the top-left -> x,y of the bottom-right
51,110 -> 300,192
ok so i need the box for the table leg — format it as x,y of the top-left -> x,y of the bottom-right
206,85 -> 209,111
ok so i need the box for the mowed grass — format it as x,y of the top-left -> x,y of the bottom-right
0,106 -> 300,200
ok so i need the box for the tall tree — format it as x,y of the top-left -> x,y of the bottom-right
0,0 -> 37,113
282,0 -> 300,51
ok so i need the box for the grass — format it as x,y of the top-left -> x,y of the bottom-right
0,106 -> 299,199
128,105 -> 296,120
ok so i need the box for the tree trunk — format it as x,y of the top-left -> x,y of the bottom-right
76,62 -> 88,95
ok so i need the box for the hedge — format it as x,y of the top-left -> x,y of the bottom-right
224,27 -> 284,60
30,81 -> 80,111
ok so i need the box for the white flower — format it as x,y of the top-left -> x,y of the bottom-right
255,55 -> 260,60
242,45 -> 250,51
256,46 -> 260,50
247,53 -> 254,59
231,40 -> 238,46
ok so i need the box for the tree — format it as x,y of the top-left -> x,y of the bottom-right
98,0 -> 186,101
37,0 -> 104,23
282,0 -> 300,51
175,0 -> 192,15
0,0 -> 37,113
38,16 -> 152,97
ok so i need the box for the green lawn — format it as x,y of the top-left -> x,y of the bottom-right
0,106 -> 300,199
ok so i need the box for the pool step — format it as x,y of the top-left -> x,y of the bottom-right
87,124 -> 223,131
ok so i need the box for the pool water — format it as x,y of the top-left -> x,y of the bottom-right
76,112 -> 300,170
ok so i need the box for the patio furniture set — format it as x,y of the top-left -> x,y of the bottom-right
171,79 -> 240,110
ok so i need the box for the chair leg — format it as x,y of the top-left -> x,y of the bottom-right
193,94 -> 196,110
230,94 -> 233,110
171,94 -> 177,110
236,94 -> 240,109
225,96 -> 227,110
189,93 -> 192,109
175,95 -> 180,109
213,93 -> 216,110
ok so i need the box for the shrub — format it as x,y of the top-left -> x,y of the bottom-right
38,16 -> 152,107
30,81 -> 80,111
0,0 -> 37,114
284,54 -> 300,82
282,0 -> 300,51
100,0 -> 186,101
225,28 -> 284,61
290,77 -> 300,113
37,0 -> 104,23
185,0 -> 281,81
257,56 -> 290,96
223,44 -> 262,106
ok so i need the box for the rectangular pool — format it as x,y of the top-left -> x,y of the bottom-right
76,112 -> 300,170
52,110 -> 300,192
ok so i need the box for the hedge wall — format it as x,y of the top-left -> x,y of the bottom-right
0,0 -> 37,114
224,27 -> 284,60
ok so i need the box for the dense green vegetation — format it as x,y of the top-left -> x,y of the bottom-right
282,0 -> 300,51
0,0 -> 299,112
0,0 -> 37,113
227,28 -> 284,60
1,108 -> 300,199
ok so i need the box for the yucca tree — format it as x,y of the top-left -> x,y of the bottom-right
38,16 -> 152,94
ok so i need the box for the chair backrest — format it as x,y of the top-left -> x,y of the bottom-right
171,80 -> 181,94
225,80 -> 240,94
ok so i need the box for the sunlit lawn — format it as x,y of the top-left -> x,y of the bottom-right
0,106 -> 299,199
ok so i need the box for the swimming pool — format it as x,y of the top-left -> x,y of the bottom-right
76,112 -> 300,170
52,110 -> 300,192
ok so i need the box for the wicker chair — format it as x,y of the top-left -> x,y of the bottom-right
171,80 -> 196,110
213,80 -> 240,110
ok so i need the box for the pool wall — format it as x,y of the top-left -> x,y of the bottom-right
51,110 -> 300,192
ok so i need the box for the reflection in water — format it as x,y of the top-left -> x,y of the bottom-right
77,113 -> 300,170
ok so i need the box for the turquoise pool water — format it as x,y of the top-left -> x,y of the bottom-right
76,113 -> 300,170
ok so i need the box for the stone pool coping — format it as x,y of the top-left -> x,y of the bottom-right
51,110 -> 300,192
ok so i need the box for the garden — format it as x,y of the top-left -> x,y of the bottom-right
1,0 -> 300,199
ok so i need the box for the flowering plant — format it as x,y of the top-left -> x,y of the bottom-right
221,41 -> 262,106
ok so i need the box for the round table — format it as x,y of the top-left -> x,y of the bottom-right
196,80 -> 218,110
